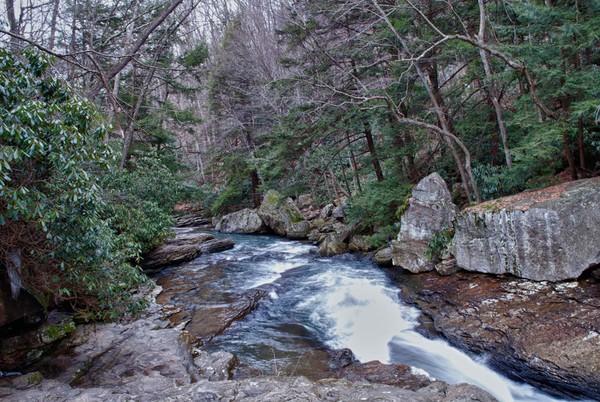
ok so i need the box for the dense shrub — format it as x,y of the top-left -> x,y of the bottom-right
0,48 -> 149,320
346,178 -> 412,234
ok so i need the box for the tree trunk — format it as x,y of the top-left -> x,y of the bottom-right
423,62 -> 480,202
347,133 -> 362,193
5,0 -> 20,51
89,0 -> 185,98
48,0 -> 60,50
578,117 -> 586,178
120,66 -> 156,169
364,123 -> 384,182
478,47 -> 512,167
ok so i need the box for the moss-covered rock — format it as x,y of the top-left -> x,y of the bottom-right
258,190 -> 309,238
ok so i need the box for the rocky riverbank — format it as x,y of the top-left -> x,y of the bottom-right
391,268 -> 600,400
0,285 -> 497,402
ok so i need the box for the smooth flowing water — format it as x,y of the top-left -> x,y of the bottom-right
166,231 -> 567,402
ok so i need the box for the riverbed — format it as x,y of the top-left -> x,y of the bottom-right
155,231 -> 568,402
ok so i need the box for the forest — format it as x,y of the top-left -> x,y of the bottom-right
1,0 -> 599,320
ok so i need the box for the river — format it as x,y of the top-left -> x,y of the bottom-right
157,230 -> 568,402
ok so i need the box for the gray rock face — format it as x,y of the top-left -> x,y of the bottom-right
454,177 -> 600,281
217,208 -> 265,234
320,204 -> 334,219
391,173 -> 458,273
258,190 -> 308,238
142,233 -> 234,271
3,375 -> 497,401
176,214 -> 212,228
373,247 -> 393,266
316,221 -> 352,257
194,351 -> 239,381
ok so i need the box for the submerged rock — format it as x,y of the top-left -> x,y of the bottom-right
142,233 -> 234,271
397,270 -> 600,400
454,177 -> 600,281
216,208 -> 265,234
391,173 -> 458,273
185,289 -> 269,344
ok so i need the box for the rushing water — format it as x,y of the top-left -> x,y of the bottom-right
166,231 -> 568,402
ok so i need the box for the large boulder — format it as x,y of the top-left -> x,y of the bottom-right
391,173 -> 458,273
454,177 -> 600,281
216,208 -> 265,234
258,190 -> 309,238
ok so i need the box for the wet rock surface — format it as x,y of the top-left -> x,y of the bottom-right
142,232 -> 234,271
1,286 -> 498,402
185,288 -> 269,344
393,269 -> 600,400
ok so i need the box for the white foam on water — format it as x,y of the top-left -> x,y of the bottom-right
248,259 -> 309,288
299,266 -> 565,402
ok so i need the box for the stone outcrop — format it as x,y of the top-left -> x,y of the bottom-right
391,173 -> 458,273
347,235 -> 376,253
176,214 -> 212,228
0,311 -> 75,371
397,270 -> 600,400
1,373 -> 497,401
1,288 -> 498,402
258,190 -> 309,239
142,233 -> 234,271
216,208 -> 265,234
454,177 -> 600,281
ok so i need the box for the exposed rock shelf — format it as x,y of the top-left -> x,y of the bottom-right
395,269 -> 600,400
0,287 -> 497,402
142,232 -> 234,271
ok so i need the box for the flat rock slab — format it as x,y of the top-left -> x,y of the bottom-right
142,233 -> 234,271
395,269 -> 600,400
1,372 -> 497,402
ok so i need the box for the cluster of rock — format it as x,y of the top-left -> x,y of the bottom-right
214,190 -> 371,258
391,173 -> 600,282
0,288 -> 497,402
